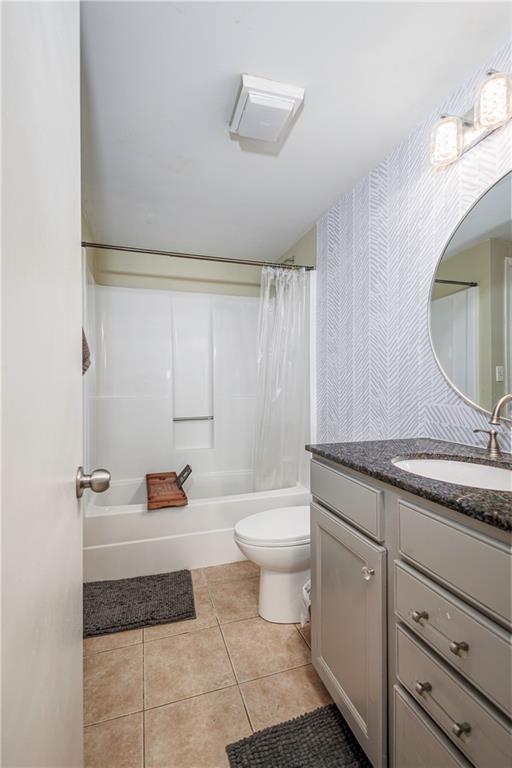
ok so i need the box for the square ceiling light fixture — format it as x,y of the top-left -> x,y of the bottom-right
229,75 -> 305,143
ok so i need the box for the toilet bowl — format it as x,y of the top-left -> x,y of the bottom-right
234,505 -> 310,624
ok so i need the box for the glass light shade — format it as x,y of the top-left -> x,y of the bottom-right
430,116 -> 463,167
475,72 -> 512,129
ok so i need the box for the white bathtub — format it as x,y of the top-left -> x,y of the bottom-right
83,475 -> 311,582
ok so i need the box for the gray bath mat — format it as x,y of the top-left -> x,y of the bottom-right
83,570 -> 196,637
226,705 -> 371,768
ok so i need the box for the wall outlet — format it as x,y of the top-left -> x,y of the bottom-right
495,365 -> 504,383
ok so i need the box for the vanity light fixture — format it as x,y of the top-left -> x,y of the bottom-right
430,70 -> 511,168
430,115 -> 464,166
475,70 -> 512,129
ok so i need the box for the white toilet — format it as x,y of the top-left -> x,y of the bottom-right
234,505 -> 310,624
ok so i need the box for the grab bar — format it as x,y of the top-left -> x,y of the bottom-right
172,416 -> 214,422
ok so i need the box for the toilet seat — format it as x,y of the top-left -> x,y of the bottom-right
234,505 -> 310,548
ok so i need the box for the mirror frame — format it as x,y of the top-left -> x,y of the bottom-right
427,169 -> 512,419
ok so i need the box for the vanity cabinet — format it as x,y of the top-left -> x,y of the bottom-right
398,500 -> 511,627
395,561 -> 511,713
310,500 -> 387,768
310,454 -> 512,768
393,686 -> 472,768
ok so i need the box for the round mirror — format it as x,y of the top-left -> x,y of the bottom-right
429,171 -> 512,417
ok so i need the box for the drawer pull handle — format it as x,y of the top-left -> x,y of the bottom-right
449,640 -> 469,657
411,609 -> 429,624
452,721 -> 471,739
361,566 -> 375,581
414,680 -> 432,695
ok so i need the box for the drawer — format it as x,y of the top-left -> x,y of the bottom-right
394,685 -> 472,768
398,500 -> 512,628
311,460 -> 383,540
396,625 -> 512,768
395,560 -> 512,715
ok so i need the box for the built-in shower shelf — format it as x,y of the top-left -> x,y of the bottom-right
172,416 -> 214,422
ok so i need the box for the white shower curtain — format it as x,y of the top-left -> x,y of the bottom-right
254,266 -> 308,491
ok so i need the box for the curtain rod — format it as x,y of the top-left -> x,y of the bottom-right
82,241 -> 315,271
434,279 -> 478,287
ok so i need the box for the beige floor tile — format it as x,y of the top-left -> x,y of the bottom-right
144,625 -> 235,709
209,577 -> 259,624
240,664 -> 331,731
84,644 -> 143,726
145,687 -> 251,768
84,713 -> 143,768
296,622 -> 311,648
221,617 -> 310,682
203,560 -> 259,584
84,629 -> 142,657
191,568 -> 207,588
144,587 -> 217,641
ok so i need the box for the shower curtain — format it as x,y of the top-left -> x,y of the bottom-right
254,266 -> 308,491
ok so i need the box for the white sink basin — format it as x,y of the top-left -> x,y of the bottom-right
392,458 -> 512,492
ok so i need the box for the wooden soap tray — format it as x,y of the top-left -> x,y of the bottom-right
146,472 -> 188,511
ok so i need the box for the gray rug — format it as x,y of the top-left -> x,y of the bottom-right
83,570 -> 196,637
226,705 -> 371,768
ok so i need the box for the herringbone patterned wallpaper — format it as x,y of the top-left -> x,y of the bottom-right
317,42 -> 512,450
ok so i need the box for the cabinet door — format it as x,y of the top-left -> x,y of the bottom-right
311,501 -> 387,768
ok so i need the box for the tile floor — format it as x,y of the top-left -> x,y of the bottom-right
84,561 -> 330,768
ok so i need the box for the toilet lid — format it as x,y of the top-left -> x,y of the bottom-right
234,506 -> 310,547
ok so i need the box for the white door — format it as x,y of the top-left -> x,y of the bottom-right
2,3 -> 84,766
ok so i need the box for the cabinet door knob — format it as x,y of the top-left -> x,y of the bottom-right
452,721 -> 471,738
414,680 -> 432,695
411,609 -> 429,624
449,640 -> 469,657
361,566 -> 375,581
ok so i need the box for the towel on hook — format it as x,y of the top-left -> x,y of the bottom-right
82,328 -> 91,375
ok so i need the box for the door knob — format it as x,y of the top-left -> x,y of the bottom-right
76,467 -> 111,498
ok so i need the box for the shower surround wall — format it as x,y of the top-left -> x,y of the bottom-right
88,285 -> 259,498
316,42 -> 512,449
83,280 -> 312,580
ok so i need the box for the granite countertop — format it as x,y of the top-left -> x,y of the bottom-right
306,438 -> 512,533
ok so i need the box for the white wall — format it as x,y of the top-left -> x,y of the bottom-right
86,284 -> 260,495
280,225 -> 317,267
90,248 -> 262,297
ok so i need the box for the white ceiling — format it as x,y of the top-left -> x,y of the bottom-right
81,2 -> 512,261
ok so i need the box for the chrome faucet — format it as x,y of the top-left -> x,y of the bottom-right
473,393 -> 512,460
489,393 -> 512,425
473,428 -> 502,460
